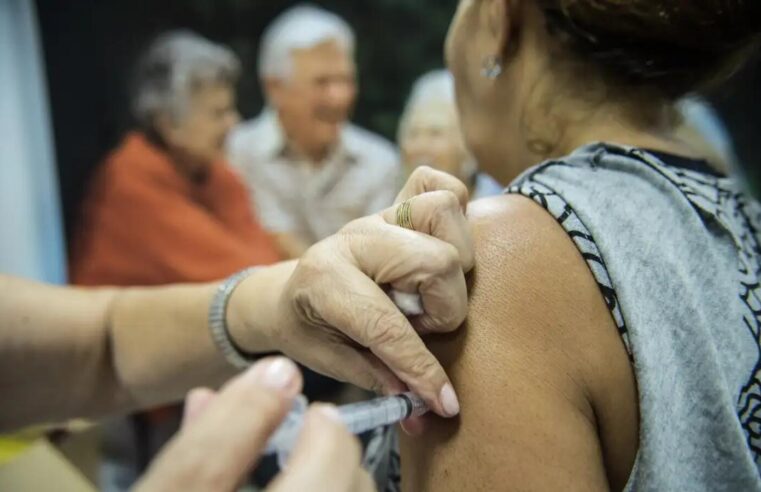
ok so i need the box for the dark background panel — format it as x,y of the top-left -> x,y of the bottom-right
710,51 -> 761,187
36,0 -> 761,242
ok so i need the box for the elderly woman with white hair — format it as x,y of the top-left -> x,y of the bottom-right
69,30 -> 281,488
398,70 -> 502,200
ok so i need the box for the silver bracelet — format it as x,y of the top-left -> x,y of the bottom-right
208,267 -> 261,369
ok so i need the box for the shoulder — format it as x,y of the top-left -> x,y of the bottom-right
465,194 -> 617,359
94,135 -> 188,202
400,193 -> 638,491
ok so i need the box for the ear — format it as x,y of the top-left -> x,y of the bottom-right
483,0 -> 519,59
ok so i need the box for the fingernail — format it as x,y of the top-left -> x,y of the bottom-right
247,357 -> 298,392
313,404 -> 344,425
439,383 -> 460,417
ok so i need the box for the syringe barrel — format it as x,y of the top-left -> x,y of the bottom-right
264,392 -> 429,457
338,392 -> 428,434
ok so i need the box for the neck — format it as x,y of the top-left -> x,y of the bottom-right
484,95 -> 693,184
168,149 -> 210,183
276,114 -> 334,165
480,26 -> 695,183
145,129 -> 210,182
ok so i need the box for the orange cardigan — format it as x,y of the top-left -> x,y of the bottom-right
70,132 -> 281,286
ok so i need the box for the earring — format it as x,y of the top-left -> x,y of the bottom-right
481,55 -> 503,80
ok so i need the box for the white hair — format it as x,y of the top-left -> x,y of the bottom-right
258,4 -> 355,80
398,70 -> 457,140
398,70 -> 477,178
132,30 -> 240,128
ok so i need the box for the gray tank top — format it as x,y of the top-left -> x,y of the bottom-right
508,142 -> 761,490
378,142 -> 761,491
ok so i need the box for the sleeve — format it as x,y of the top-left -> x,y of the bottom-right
105,172 -> 272,282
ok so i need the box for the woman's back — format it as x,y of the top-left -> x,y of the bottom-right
399,143 -> 761,490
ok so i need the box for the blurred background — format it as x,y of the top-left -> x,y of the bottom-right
38,0 -> 458,241
36,0 -> 761,242
20,0 -> 761,254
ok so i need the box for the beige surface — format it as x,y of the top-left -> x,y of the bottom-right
0,440 -> 96,492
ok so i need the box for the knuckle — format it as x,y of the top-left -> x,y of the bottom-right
439,306 -> 466,332
290,287 -> 324,328
364,374 -> 386,395
340,215 -> 371,234
409,354 -> 440,380
432,189 -> 461,212
365,309 -> 408,348
411,165 -> 434,182
450,177 -> 469,202
424,307 -> 458,333
431,243 -> 460,273
351,367 -> 385,394
300,240 -> 336,269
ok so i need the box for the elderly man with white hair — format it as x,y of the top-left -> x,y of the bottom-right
398,70 -> 503,201
228,4 -> 400,260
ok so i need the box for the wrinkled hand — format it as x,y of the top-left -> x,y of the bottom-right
135,357 -> 374,492
273,167 -> 474,419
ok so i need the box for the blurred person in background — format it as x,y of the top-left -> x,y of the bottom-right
69,30 -> 280,490
398,70 -> 502,200
227,4 -> 400,261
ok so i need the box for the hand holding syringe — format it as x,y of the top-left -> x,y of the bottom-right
266,291 -> 427,467
265,392 -> 429,467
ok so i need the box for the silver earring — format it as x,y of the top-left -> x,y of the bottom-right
481,55 -> 503,79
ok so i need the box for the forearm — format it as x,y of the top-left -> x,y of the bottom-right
0,275 -> 128,430
0,264 -> 293,432
111,261 -> 299,403
106,283 -> 234,411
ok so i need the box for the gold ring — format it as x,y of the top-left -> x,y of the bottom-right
396,199 -> 414,230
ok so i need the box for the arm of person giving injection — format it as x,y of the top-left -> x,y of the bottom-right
0,167 -> 473,491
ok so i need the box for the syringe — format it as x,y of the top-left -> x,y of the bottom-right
264,392 -> 429,466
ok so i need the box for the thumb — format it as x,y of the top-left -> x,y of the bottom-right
136,358 -> 302,492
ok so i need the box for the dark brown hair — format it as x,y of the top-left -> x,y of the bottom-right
538,0 -> 761,99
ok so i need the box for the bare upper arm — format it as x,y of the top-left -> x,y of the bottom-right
401,194 -> 638,491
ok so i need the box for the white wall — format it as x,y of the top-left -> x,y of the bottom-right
0,0 -> 67,283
